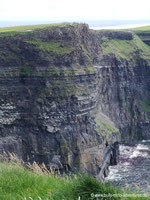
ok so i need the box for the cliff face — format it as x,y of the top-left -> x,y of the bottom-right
0,23 -> 150,179
99,30 -> 150,142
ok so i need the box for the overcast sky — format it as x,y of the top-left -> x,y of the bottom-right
0,0 -> 150,21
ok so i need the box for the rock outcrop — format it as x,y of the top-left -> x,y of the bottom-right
0,23 -> 150,179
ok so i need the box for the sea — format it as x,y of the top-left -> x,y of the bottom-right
88,19 -> 150,29
0,19 -> 150,29
105,141 -> 150,195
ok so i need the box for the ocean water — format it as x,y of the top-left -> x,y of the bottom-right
90,23 -> 150,30
88,20 -> 150,29
0,20 -> 150,29
105,141 -> 150,194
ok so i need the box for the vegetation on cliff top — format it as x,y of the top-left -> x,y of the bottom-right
27,39 -> 74,55
101,33 -> 150,64
130,25 -> 150,31
0,156 -> 149,200
0,23 -> 70,33
99,25 -> 150,63
130,26 -> 150,48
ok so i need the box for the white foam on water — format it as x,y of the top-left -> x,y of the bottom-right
106,144 -> 150,181
137,144 -> 149,150
106,160 -> 132,181
142,140 -> 150,143
129,150 -> 141,158
123,162 -> 130,166
105,167 -> 122,181
129,144 -> 149,158
120,145 -> 136,159
105,142 -> 150,193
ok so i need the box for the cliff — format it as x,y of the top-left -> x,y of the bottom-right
0,23 -> 150,179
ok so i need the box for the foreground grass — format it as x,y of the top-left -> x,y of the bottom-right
0,162 -> 117,200
0,161 -> 150,200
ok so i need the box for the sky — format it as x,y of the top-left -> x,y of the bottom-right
0,0 -> 150,21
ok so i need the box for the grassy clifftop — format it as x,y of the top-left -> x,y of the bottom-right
0,23 -> 70,33
131,26 -> 150,47
131,25 -> 150,31
100,31 -> 150,64
1,23 -> 149,65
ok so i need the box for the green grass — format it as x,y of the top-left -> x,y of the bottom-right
0,23 -> 70,33
80,44 -> 92,65
95,121 -> 117,136
26,39 -> 74,55
94,109 -> 119,140
101,34 -> 150,63
140,99 -> 150,113
0,161 -> 149,200
129,26 -> 150,48
45,66 -> 97,76
0,162 -> 70,200
130,26 -> 150,31
0,162 -> 118,200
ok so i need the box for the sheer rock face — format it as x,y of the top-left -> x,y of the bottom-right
0,23 -> 150,179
